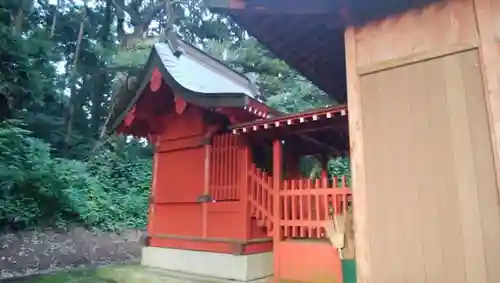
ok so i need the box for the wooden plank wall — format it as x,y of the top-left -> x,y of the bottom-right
345,0 -> 500,282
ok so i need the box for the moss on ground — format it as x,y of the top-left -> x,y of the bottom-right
10,265 -> 134,283
9,265 -> 249,283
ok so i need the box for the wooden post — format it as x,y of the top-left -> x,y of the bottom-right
344,26 -> 372,283
240,139 -> 251,239
473,0 -> 500,201
148,152 -> 160,236
202,143 -> 211,238
272,139 -> 282,283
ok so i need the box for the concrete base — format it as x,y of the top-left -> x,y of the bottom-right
141,247 -> 273,282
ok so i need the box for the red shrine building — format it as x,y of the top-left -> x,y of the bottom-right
106,36 -> 352,283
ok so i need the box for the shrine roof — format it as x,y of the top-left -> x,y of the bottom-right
133,37 -> 262,107
101,34 -> 277,138
151,40 -> 259,100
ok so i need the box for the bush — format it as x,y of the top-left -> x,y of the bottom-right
0,120 -> 151,232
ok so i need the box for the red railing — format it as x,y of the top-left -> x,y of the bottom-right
209,133 -> 241,201
248,163 -> 274,236
247,163 -> 352,239
280,175 -> 352,239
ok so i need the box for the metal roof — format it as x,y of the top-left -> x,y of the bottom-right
153,40 -> 259,98
100,34 -> 274,138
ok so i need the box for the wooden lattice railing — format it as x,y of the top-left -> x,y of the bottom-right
209,134 -> 241,201
248,164 -> 274,236
280,176 -> 352,239
247,163 -> 352,240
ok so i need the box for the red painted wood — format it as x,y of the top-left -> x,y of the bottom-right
246,158 -> 352,240
150,67 -> 162,92
278,177 -> 352,239
272,139 -> 282,283
124,105 -> 136,126
209,133 -> 241,201
175,96 -> 187,115
278,241 -> 343,283
149,237 -> 272,255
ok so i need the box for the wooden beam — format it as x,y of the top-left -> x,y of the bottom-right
474,0 -> 500,205
345,26 -> 372,283
357,42 -> 478,75
292,123 -> 343,134
208,0 -> 338,14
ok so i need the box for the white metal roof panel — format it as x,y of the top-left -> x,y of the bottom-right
154,42 -> 257,98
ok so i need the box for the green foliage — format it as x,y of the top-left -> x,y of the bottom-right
300,156 -> 351,184
0,120 -> 151,231
328,157 -> 351,185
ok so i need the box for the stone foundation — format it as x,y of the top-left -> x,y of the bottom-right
141,247 -> 273,282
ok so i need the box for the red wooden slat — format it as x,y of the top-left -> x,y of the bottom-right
333,176 -> 338,188
291,180 -> 298,238
244,151 -> 352,241
224,134 -> 229,200
227,136 -> 230,200
234,137 -> 240,199
229,135 -> 234,199
321,174 -> 328,188
215,135 -> 221,200
341,175 -> 347,188
268,176 -> 273,216
210,135 -> 216,199
208,134 -> 243,201
306,179 -> 312,236
283,180 -> 289,237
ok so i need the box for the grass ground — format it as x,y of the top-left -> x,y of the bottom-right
9,265 -> 131,283
8,265 -> 269,283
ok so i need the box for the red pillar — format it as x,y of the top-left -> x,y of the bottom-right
202,143 -> 210,238
272,139 -> 283,283
240,141 -> 251,239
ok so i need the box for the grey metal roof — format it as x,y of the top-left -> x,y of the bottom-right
154,41 -> 259,98
100,34 -> 264,138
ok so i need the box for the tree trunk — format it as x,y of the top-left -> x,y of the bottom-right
90,0 -> 113,136
49,0 -> 61,38
65,4 -> 86,153
13,8 -> 24,35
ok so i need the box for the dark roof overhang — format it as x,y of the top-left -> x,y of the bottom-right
206,0 -> 440,103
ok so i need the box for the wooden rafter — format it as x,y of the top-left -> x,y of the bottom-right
231,104 -> 347,134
